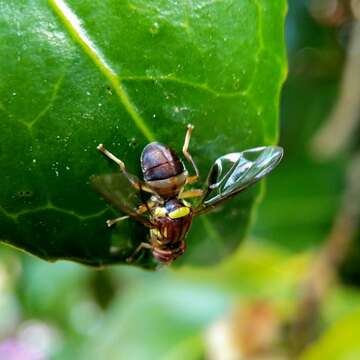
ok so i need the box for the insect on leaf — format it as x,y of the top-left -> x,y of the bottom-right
0,0 -> 287,268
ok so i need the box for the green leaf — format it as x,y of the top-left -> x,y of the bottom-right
0,0 -> 287,268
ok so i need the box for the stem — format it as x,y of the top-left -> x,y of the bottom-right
290,151 -> 360,354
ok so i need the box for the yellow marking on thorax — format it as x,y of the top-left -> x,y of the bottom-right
153,207 -> 167,217
163,227 -> 168,237
151,227 -> 167,242
150,228 -> 161,238
168,206 -> 190,219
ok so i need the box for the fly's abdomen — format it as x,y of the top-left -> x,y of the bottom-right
150,213 -> 192,264
150,215 -> 192,243
141,142 -> 184,181
152,240 -> 186,264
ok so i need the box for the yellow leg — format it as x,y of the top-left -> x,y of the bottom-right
182,124 -> 199,183
186,176 -> 199,185
106,201 -> 155,227
126,242 -> 152,263
179,189 -> 204,199
97,144 -> 154,193
106,215 -> 130,227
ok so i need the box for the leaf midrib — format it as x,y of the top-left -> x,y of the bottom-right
48,0 -> 155,142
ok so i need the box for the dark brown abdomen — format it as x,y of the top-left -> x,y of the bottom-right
150,213 -> 192,264
141,142 -> 184,181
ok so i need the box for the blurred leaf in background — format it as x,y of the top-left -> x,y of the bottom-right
254,0 -> 347,251
300,307 -> 360,360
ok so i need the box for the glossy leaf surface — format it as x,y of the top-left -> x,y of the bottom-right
0,0 -> 286,268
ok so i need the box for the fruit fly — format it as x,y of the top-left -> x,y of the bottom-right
91,124 -> 283,265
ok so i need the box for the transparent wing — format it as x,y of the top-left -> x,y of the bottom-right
91,173 -> 151,226
195,146 -> 283,215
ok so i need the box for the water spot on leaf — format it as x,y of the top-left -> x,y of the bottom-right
233,78 -> 241,90
82,113 -> 92,119
149,22 -> 160,35
129,137 -> 138,149
17,190 -> 33,198
106,86 -> 113,95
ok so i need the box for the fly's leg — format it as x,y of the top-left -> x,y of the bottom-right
139,183 -> 152,214
179,189 -> 204,199
106,202 -> 155,227
182,124 -> 200,184
126,242 -> 152,263
106,215 -> 130,227
186,176 -> 199,185
97,143 -> 129,176
97,144 -> 154,193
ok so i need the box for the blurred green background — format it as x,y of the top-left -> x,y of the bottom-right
1,1 -> 360,359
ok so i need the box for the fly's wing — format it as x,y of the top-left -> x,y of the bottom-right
91,173 -> 152,226
194,146 -> 283,215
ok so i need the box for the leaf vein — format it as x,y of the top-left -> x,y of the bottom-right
121,75 -> 247,98
0,203 -> 108,222
27,73 -> 65,129
48,0 -> 155,141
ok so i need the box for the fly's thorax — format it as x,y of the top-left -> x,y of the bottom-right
152,198 -> 192,220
